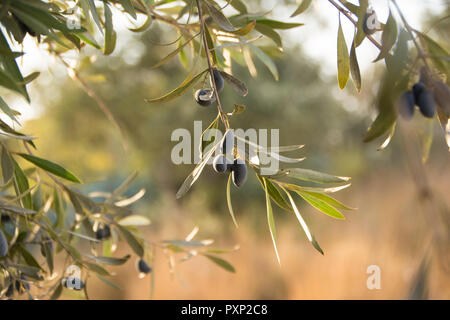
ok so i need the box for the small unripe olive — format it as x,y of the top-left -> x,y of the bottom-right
221,129 -> 234,155
412,82 -> 426,101
95,224 -> 111,240
194,89 -> 216,106
137,259 -> 152,274
62,277 -> 85,290
417,90 -> 436,118
213,155 -> 232,173
363,9 -> 379,35
398,91 -> 415,120
211,68 -> 224,92
231,158 -> 247,187
0,229 -> 8,257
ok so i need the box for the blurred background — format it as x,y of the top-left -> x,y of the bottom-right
2,0 -> 449,299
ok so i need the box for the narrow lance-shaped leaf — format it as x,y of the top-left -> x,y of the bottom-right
290,0 -> 313,17
373,9 -> 398,62
255,23 -> 282,48
203,254 -> 236,273
255,19 -> 304,30
229,21 -> 256,36
85,254 -> 131,265
118,0 -> 137,19
103,3 -> 117,55
83,0 -> 103,33
1,146 -> 14,184
350,39 -> 361,92
284,168 -> 350,184
0,97 -> 20,125
151,33 -> 199,69
176,137 -> 221,199
257,175 -> 292,212
12,158 -> 33,209
263,178 -> 280,264
249,44 -> 279,81
300,191 -> 355,211
226,173 -> 239,228
281,186 -> 324,255
229,0 -> 247,13
337,16 -> 350,90
296,190 -> 346,219
17,153 -> 81,183
363,107 -> 396,142
0,30 -> 28,99
145,69 -> 208,103
205,1 -> 235,32
219,71 -> 248,97
117,225 -> 144,257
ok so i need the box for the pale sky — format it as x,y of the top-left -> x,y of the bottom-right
3,0 -> 447,123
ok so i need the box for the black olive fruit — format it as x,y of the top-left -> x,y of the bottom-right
213,154 -> 232,173
0,229 -> 8,257
62,277 -> 85,290
194,89 -> 216,106
363,9 -> 379,35
231,158 -> 247,187
95,224 -> 111,240
398,91 -> 415,120
137,259 -> 152,274
211,68 -> 224,92
417,90 -> 436,118
221,129 -> 234,155
412,82 -> 426,101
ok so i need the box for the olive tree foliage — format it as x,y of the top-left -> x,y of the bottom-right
0,0 -> 448,299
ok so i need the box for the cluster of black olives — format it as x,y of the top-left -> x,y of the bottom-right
194,68 -> 224,107
398,82 -> 436,120
212,130 -> 248,187
95,224 -> 111,240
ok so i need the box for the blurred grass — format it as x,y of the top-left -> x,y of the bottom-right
75,167 -> 449,300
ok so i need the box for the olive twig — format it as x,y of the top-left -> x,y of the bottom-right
195,0 -> 230,129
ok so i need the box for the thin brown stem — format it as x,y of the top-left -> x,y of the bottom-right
57,55 -> 129,152
195,0 -> 230,129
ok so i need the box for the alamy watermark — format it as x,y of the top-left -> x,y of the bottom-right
171,121 -> 281,175
366,264 -> 381,290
